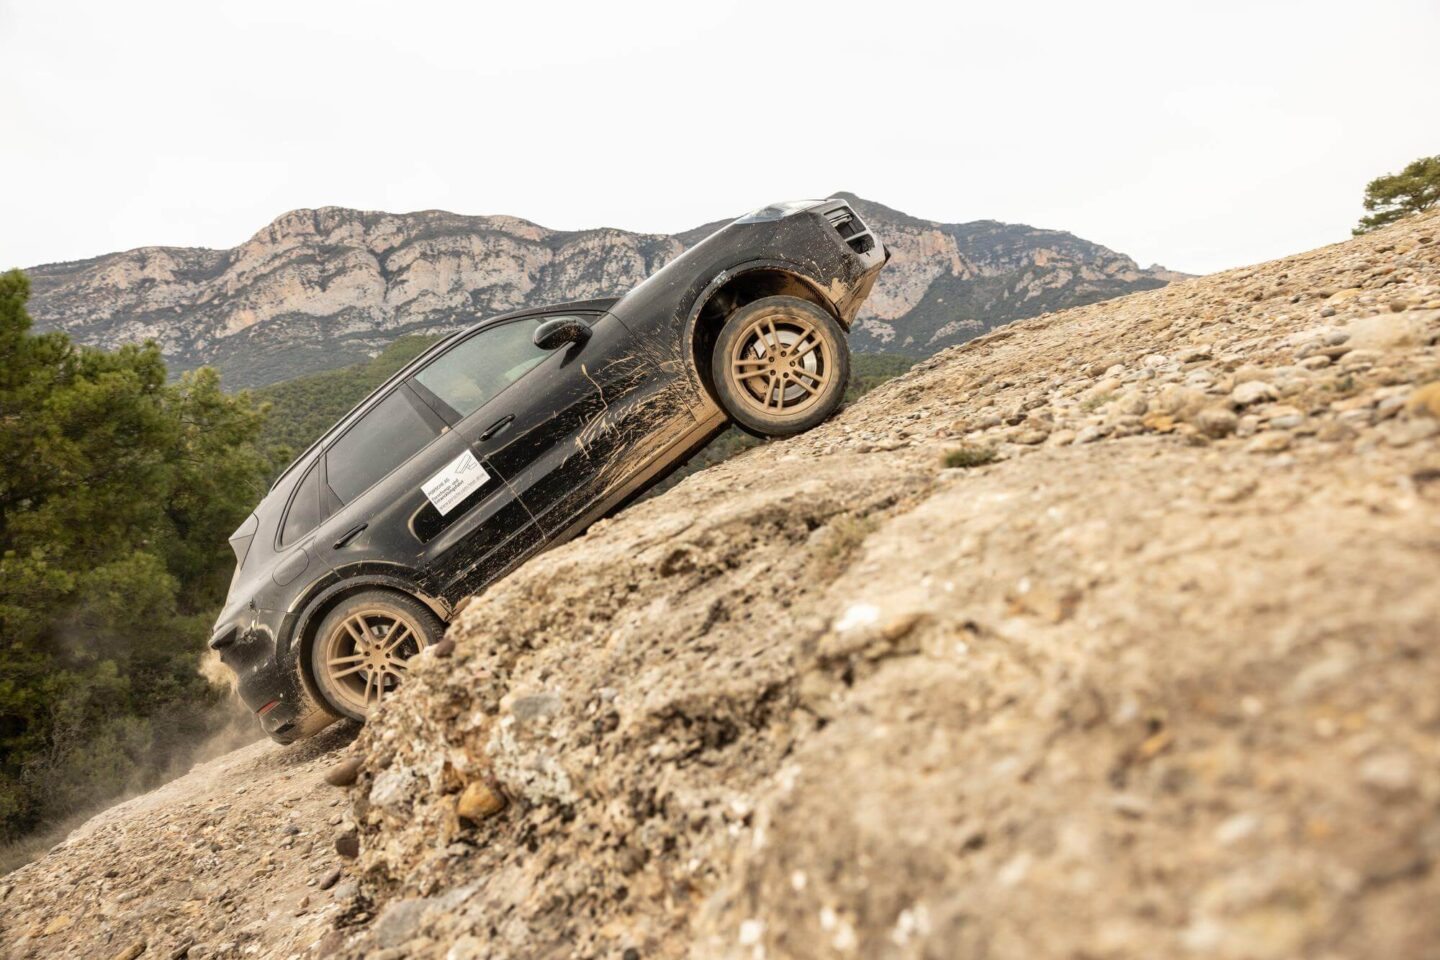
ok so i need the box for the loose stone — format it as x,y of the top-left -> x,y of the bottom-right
334,833 -> 360,859
325,757 -> 364,788
1195,407 -> 1239,438
1405,382 -> 1440,418
456,781 -> 507,822
1246,432 -> 1292,454
1231,381 -> 1278,407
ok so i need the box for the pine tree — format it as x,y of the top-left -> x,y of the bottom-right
1354,155 -> 1440,234
0,269 -> 277,845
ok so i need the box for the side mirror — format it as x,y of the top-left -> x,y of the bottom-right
533,316 -> 592,351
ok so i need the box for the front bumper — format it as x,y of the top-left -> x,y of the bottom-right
807,200 -> 889,325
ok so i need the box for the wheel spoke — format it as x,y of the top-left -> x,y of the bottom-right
381,623 -> 411,654
736,369 -> 771,383
343,616 -> 369,648
764,319 -> 782,353
751,323 -> 766,353
733,356 -> 768,369
790,375 -> 821,396
332,662 -> 368,679
792,336 -> 821,361
327,652 -> 365,667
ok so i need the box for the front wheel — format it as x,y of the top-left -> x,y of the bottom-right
710,296 -> 851,437
310,590 -> 444,721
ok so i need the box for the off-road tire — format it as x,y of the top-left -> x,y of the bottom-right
310,590 -> 444,722
711,296 -> 850,437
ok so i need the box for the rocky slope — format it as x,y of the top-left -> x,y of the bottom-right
22,195 -> 1180,387
3,212 -> 1438,960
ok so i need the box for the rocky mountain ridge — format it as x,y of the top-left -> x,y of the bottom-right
22,195 -> 1182,387
3,212 -> 1438,960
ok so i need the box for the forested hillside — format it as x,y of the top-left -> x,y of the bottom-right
0,270 -> 275,868
253,335 -> 440,460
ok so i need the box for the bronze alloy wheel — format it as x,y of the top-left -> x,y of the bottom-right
730,312 -> 828,413
310,591 -> 443,721
711,295 -> 850,437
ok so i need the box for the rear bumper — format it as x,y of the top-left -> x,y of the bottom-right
210,608 -> 336,743
258,695 -> 338,743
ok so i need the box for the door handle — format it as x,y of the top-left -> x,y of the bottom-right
332,523 -> 368,549
479,414 -> 514,441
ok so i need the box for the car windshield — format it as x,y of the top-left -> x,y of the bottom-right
413,318 -> 554,419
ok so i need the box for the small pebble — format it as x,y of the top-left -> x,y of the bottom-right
1405,382 -> 1440,419
112,941 -> 147,960
1359,752 -> 1416,797
456,781 -> 507,822
1246,432 -> 1292,454
1232,381 -> 1278,407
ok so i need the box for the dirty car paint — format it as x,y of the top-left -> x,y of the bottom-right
210,199 -> 888,743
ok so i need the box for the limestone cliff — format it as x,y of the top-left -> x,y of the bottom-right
22,197 -> 1181,387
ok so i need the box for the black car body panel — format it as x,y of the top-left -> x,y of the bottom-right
211,200 -> 887,742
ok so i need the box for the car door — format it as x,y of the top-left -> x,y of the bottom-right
309,381 -> 536,604
406,309 -> 645,565
394,308 -> 607,592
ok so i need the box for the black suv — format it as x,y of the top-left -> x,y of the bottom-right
211,199 -> 888,742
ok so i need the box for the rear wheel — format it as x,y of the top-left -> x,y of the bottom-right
310,591 -> 444,721
710,296 -> 850,437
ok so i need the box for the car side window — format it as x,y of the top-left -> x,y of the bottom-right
412,318 -> 556,420
326,387 -> 443,505
279,460 -> 321,546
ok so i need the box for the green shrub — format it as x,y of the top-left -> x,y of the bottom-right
0,269 -> 273,850
942,445 -> 998,469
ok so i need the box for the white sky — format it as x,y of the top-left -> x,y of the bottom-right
1,0 -> 1435,275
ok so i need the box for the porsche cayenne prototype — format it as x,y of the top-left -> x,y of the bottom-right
211,199 -> 889,742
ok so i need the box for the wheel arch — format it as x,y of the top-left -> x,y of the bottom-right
684,262 -> 844,406
286,567 -> 449,710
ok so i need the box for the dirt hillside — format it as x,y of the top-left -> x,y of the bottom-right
4,211 -> 1439,960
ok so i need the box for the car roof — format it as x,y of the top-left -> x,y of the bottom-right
266,297 -> 619,493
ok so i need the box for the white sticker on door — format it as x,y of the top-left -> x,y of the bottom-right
422,449 -> 491,516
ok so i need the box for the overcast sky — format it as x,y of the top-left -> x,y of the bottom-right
1,0 -> 1435,275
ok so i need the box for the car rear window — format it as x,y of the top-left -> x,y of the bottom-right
327,388 -> 441,504
413,319 -> 551,420
280,462 -> 321,546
